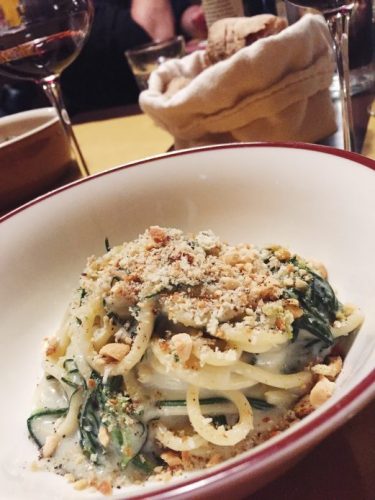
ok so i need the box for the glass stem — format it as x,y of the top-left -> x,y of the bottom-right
41,75 -> 90,176
326,9 -> 355,152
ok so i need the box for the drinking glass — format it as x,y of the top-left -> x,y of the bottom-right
125,36 -> 186,90
0,0 -> 94,176
288,0 -> 356,151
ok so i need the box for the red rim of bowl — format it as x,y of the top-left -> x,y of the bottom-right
2,141 -> 375,223
1,141 -> 375,498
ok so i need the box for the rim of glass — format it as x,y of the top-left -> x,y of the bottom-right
125,35 -> 185,57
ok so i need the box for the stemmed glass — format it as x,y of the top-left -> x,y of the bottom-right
288,0 -> 356,151
0,0 -> 94,176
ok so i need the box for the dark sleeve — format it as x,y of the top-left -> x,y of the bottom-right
89,0 -> 152,53
61,0 -> 194,115
61,0 -> 153,114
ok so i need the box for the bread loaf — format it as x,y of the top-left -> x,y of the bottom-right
163,15 -> 288,98
205,15 -> 287,64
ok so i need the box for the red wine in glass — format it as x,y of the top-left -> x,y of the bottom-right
0,14 -> 89,79
0,1 -> 93,175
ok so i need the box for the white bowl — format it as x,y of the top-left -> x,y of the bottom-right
0,108 -> 78,213
1,143 -> 374,500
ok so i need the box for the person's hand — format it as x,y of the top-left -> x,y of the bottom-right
131,0 -> 175,42
180,5 -> 207,40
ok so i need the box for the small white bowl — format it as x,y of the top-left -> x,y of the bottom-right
0,143 -> 374,499
0,107 -> 77,213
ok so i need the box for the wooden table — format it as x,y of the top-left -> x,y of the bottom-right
72,94 -> 375,175
73,104 -> 173,174
71,96 -> 375,500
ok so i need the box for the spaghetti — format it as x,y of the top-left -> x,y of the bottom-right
28,227 -> 363,492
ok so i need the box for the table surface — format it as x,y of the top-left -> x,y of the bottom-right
71,95 -> 375,500
72,93 -> 375,175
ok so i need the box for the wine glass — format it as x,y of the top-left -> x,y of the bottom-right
288,0 -> 356,152
0,0 -> 94,176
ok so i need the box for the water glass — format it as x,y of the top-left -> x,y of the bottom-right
125,36 -> 185,90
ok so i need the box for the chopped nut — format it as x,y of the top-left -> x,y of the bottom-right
283,277 -> 294,287
275,317 -> 285,330
64,473 -> 75,483
161,451 -> 182,468
284,298 -> 303,318
99,342 -> 130,362
45,336 -> 58,356
98,425 -> 110,447
293,394 -> 314,418
170,333 -> 193,363
97,480 -> 112,495
274,247 -> 291,262
310,260 -> 328,279
258,285 -> 279,300
149,226 -> 169,246
181,451 -> 191,463
206,453 -> 222,467
311,356 -> 343,380
294,278 -> 307,290
309,376 -> 336,408
73,479 -> 88,491
223,252 -> 241,265
87,378 -> 96,389
221,277 -> 240,290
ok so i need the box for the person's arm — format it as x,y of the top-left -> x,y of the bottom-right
130,0 -> 207,42
130,0 -> 175,41
90,1 -> 205,52
180,4 -> 207,39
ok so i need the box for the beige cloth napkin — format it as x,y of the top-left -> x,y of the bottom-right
140,14 -> 337,149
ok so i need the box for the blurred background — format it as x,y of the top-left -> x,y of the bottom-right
0,0 -> 285,118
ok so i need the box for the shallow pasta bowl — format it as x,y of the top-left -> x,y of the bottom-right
1,143 -> 375,499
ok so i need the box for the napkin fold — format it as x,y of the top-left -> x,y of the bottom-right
140,14 -> 337,149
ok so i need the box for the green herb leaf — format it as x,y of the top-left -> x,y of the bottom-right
78,287 -> 87,306
292,312 -> 333,346
131,453 -> 158,475
289,262 -> 337,346
27,408 -> 69,448
156,397 -> 274,411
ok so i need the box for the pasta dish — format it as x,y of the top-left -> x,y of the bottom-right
28,227 -> 363,494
